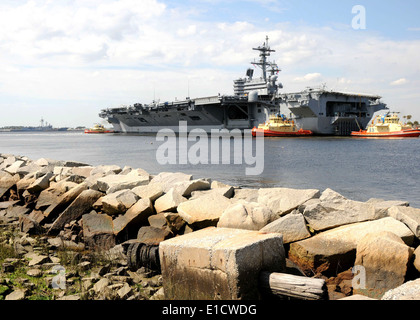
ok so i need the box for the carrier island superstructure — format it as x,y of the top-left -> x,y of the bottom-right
99,37 -> 387,135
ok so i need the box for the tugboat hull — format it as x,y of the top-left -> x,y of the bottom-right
351,130 -> 420,138
252,127 -> 313,137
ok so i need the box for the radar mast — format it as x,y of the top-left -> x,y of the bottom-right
252,36 -> 280,82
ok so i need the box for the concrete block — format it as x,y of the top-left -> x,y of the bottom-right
159,227 -> 285,300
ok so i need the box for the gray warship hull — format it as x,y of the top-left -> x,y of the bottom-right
100,95 -> 280,133
279,89 -> 387,135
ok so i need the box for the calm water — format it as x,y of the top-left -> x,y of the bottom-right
1,131 -> 419,208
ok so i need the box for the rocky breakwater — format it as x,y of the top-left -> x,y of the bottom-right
0,153 -> 419,300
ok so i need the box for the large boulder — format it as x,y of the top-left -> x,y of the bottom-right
354,231 -> 414,298
132,183 -> 164,202
35,179 -> 79,210
0,171 -> 19,198
260,211 -> 311,244
289,217 -> 414,276
96,173 -> 149,194
82,213 -> 115,250
149,172 -> 193,193
4,160 -> 26,175
190,186 -> 234,200
232,188 -> 258,202
414,246 -> 420,273
137,226 -> 172,245
48,189 -> 103,233
159,227 -> 285,300
177,193 -> 233,229
303,199 -> 377,232
388,206 -> 420,238
172,179 -> 210,197
258,188 -> 320,217
367,198 -> 409,218
319,188 -> 347,202
154,188 -> 187,214
43,183 -> 88,219
101,189 -> 138,216
381,278 -> 420,300
27,172 -> 54,193
113,199 -> 154,239
217,201 -> 277,231
90,165 -> 122,176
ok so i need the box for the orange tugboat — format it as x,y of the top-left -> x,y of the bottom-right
252,114 -> 313,137
84,124 -> 114,134
351,112 -> 420,138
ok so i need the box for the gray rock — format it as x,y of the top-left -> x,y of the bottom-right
82,213 -> 115,250
260,211 -> 311,243
137,226 -> 172,244
367,198 -> 410,218
4,160 -> 26,174
132,183 -> 164,202
48,189 -> 103,233
190,186 -> 234,199
43,183 -> 89,219
5,289 -> 26,300
388,206 -> 420,238
354,231 -> 414,298
90,165 -> 122,176
93,278 -> 110,293
319,188 -> 347,202
28,254 -> 50,267
382,278 -> 420,300
303,199 -> 377,232
27,172 -> 54,193
289,217 -> 414,275
101,189 -> 138,215
218,200 -> 277,231
164,212 -> 186,233
27,268 -> 43,277
117,282 -> 133,299
172,179 -> 210,197
258,187 -> 320,217
414,246 -> 420,273
177,193 -> 233,228
233,188 -> 258,202
149,172 -> 193,193
96,174 -> 149,194
154,188 -> 187,213
113,198 -> 154,237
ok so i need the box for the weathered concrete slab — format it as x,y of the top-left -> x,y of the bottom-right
159,227 -> 285,300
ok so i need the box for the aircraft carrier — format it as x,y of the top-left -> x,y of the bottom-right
99,37 -> 387,135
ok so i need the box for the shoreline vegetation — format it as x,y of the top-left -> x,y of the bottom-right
1,153 -> 419,300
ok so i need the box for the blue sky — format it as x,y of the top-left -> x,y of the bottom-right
0,0 -> 419,127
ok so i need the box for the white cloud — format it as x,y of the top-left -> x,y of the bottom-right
294,73 -> 322,83
390,78 -> 409,86
1,1 -> 420,126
